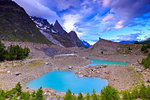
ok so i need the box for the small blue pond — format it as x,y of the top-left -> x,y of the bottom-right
26,71 -> 108,94
88,59 -> 131,66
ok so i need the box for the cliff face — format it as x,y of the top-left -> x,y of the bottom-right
31,16 -> 84,47
69,31 -> 83,47
0,0 -> 52,44
53,20 -> 67,35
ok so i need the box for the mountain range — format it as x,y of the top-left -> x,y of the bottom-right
0,0 -> 90,48
119,41 -> 135,44
30,16 -> 84,47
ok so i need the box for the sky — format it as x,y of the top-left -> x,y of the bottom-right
13,0 -> 150,45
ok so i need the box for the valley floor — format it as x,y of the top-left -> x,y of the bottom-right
0,41 -> 150,97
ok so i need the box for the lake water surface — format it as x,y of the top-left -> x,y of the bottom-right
26,71 -> 108,94
88,59 -> 131,66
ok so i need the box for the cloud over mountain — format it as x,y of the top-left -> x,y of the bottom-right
12,0 -> 150,44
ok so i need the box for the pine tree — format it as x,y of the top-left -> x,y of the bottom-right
92,89 -> 98,100
86,92 -> 90,100
36,87 -> 44,100
122,90 -> 131,100
78,92 -> 84,100
15,82 -> 22,96
101,85 -> 120,100
31,91 -> 36,100
20,91 -> 30,100
64,89 -> 73,100
10,93 -> 18,100
0,89 -> 6,100
0,40 -> 6,61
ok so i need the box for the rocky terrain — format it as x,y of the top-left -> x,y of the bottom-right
0,41 -> 148,93
31,16 -> 84,47
89,39 -> 142,55
0,0 -> 150,98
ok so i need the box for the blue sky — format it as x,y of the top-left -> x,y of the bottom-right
13,0 -> 150,44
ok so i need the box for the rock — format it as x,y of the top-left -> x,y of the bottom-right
43,88 -> 56,94
104,71 -> 109,74
103,65 -> 107,68
45,62 -> 49,65
91,69 -> 94,71
26,87 -> 29,89
117,48 -> 120,50
78,74 -> 84,78
7,71 -> 10,73
15,72 -> 21,76
68,66 -> 73,69
44,92 -> 50,96
49,89 -> 56,93
147,79 -> 150,83
95,66 -> 102,69
86,57 -> 89,59
137,69 -> 142,73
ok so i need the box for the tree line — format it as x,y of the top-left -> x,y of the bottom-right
0,40 -> 30,61
1,82 -> 150,100
0,82 -> 43,100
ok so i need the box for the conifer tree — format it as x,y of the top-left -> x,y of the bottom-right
36,87 -> 44,100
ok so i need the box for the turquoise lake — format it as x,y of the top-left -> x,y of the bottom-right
26,71 -> 108,94
88,59 -> 131,66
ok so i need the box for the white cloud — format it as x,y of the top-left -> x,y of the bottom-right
114,20 -> 125,29
102,14 -> 114,22
54,0 -> 80,11
102,0 -> 112,7
63,14 -> 82,32
13,0 -> 59,22
76,32 -> 85,37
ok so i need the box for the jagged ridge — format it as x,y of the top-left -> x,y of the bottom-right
31,16 -> 84,47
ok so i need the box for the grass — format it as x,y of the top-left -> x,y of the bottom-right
28,60 -> 45,67
116,44 -> 142,54
126,66 -> 144,86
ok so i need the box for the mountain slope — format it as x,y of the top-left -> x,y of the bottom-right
140,38 -> 150,44
119,41 -> 135,44
69,31 -> 83,47
53,20 -> 67,35
0,0 -> 52,44
89,39 -> 141,55
31,16 -> 84,47
81,40 -> 91,48
30,16 -> 63,46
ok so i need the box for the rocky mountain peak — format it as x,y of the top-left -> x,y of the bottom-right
69,31 -> 83,47
53,20 -> 67,34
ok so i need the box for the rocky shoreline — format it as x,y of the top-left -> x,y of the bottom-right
0,41 -> 149,97
0,55 -> 148,95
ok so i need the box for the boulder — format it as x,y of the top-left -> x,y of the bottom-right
7,71 -> 10,73
68,66 -> 73,69
95,66 -> 102,69
137,69 -> 142,73
45,62 -> 49,65
147,79 -> 150,83
78,74 -> 84,78
15,72 -> 21,76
